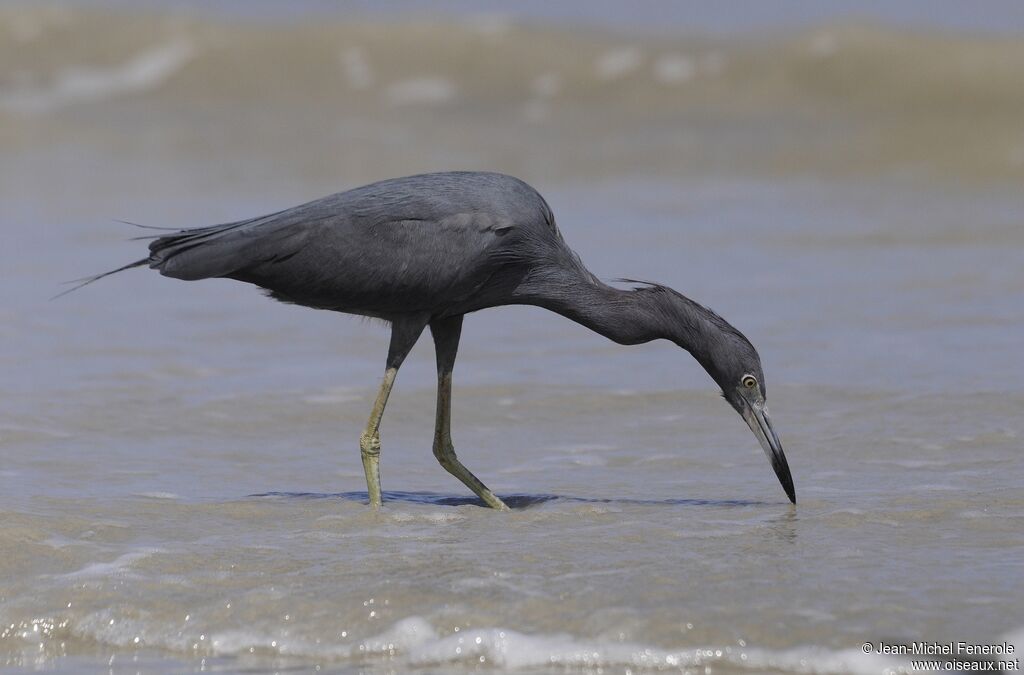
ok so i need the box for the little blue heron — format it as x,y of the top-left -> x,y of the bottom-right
74,171 -> 795,509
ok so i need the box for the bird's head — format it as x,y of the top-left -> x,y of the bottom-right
640,284 -> 795,504
695,321 -> 795,504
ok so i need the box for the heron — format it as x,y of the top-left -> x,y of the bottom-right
72,171 -> 795,509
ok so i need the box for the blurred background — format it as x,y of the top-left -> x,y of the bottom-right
2,2 -> 1023,673
6,0 -> 1024,194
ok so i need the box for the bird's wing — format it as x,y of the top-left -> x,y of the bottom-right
235,209 -> 519,314
146,172 -> 556,314
148,205 -> 320,281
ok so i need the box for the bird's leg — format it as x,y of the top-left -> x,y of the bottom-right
430,316 -> 510,511
433,371 -> 509,511
359,316 -> 427,509
359,368 -> 395,509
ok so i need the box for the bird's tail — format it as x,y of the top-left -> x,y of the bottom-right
145,221 -> 243,273
53,219 -> 250,299
51,257 -> 150,299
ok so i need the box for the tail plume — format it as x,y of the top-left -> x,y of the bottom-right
51,258 -> 149,300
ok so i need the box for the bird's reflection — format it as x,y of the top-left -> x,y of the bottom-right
763,507 -> 799,543
248,490 -> 779,509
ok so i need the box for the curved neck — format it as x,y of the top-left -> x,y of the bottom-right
517,271 -> 721,357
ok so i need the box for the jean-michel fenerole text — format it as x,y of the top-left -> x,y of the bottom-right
876,641 -> 1015,656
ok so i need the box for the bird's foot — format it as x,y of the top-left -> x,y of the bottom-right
359,431 -> 383,508
434,441 -> 509,511
480,490 -> 511,512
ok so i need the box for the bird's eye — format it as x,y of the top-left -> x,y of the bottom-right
741,375 -> 757,389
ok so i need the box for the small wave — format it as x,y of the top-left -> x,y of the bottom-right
21,609 -> 1015,673
386,510 -> 468,524
133,491 -> 182,500
302,386 -> 364,405
58,548 -> 161,580
0,38 -> 194,114
652,53 -> 695,85
402,627 -> 903,673
25,614 -> 911,673
595,46 -> 644,81
2,9 -> 1023,179
385,77 -> 457,106
339,46 -> 374,90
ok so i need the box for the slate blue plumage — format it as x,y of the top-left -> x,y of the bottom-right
83,171 -> 795,508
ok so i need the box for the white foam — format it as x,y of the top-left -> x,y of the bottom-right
595,47 -> 643,81
49,611 -> 937,674
207,629 -> 269,656
206,616 -> 437,659
653,53 -> 695,85
1,39 -> 195,114
362,616 -> 438,652
379,621 -> 903,674
339,46 -> 374,90
387,510 -> 468,524
133,491 -> 182,500
385,77 -> 457,106
21,604 -> 967,675
402,626 -> 907,674
59,548 -> 161,579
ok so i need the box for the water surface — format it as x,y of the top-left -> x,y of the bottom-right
1,7 -> 1022,673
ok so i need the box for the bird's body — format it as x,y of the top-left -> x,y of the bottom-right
82,171 -> 795,508
152,172 -> 577,322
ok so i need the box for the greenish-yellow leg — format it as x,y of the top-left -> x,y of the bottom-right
358,316 -> 428,509
432,370 -> 510,511
360,367 -> 397,509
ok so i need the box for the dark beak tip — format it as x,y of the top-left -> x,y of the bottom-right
744,403 -> 795,505
778,472 -> 796,504
772,457 -> 796,504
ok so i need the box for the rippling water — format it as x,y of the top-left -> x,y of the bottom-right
1,6 -> 1023,674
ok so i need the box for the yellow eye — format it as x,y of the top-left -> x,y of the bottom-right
742,375 -> 757,389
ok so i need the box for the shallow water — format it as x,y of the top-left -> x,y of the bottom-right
2,6 -> 1024,674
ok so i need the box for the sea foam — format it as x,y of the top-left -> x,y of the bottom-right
0,39 -> 194,113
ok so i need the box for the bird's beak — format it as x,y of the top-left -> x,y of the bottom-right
740,399 -> 796,504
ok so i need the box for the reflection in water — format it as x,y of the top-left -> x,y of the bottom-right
248,491 -> 774,508
762,508 -> 799,544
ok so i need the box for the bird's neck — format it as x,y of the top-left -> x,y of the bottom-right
522,272 -> 721,357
